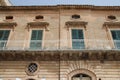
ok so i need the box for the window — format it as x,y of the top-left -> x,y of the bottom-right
26,62 -> 39,76
107,15 -> 116,20
35,15 -> 44,19
72,14 -> 80,19
0,30 -> 10,48
28,63 -> 38,73
111,30 -> 120,49
71,29 -> 84,49
6,16 -> 13,20
30,30 -> 43,49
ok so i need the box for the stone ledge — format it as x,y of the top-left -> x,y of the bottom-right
0,5 -> 120,10
0,50 -> 120,61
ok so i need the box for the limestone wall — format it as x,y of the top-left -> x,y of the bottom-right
0,9 -> 120,49
0,61 -> 120,80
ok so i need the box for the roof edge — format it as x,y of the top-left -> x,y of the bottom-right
0,5 -> 120,10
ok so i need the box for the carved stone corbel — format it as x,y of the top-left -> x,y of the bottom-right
65,21 -> 88,30
0,22 -> 17,31
26,22 -> 49,31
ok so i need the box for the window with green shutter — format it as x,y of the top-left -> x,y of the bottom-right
72,29 -> 84,49
0,30 -> 10,48
30,30 -> 43,49
111,30 -> 120,49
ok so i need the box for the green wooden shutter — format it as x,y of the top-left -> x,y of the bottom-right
30,30 -> 43,49
72,29 -> 84,39
3,30 -> 10,40
111,30 -> 120,49
0,30 -> 10,48
31,30 -> 38,40
116,31 -> 120,40
0,30 -> 10,40
0,31 -> 4,40
31,30 -> 43,40
72,29 -> 84,49
111,31 -> 117,40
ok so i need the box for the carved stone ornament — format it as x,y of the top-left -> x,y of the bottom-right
0,22 -> 17,31
27,22 -> 49,31
65,21 -> 88,30
25,62 -> 39,76
103,22 -> 120,27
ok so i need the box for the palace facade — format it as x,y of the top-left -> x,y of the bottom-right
0,1 -> 120,80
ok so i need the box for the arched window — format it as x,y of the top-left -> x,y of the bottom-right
72,74 -> 91,80
35,15 -> 44,19
72,14 -> 80,19
107,15 -> 116,20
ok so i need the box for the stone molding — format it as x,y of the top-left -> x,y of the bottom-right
0,22 -> 17,31
65,21 -> 88,30
68,69 -> 97,80
27,22 -> 49,31
0,50 -> 120,61
103,22 -> 120,27
0,5 -> 120,10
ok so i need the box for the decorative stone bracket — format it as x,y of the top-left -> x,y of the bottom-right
0,50 -> 120,61
0,22 -> 17,31
27,22 -> 49,31
65,21 -> 88,30
103,22 -> 120,31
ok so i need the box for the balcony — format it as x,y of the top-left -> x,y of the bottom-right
0,39 -> 119,51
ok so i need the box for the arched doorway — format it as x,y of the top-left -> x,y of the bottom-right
72,73 -> 91,80
68,69 -> 97,80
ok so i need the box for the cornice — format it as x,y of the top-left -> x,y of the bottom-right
0,5 -> 120,11
103,22 -> 120,26
0,50 -> 120,61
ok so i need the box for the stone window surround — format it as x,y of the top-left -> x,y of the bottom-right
25,28 -> 45,50
25,62 -> 39,76
65,21 -> 88,49
103,21 -> 120,49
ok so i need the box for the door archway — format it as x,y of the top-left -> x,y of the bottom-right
68,69 -> 97,80
72,73 -> 91,80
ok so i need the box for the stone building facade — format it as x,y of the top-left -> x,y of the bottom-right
0,1 -> 120,80
0,0 -> 11,6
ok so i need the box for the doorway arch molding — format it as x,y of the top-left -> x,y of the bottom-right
67,69 -> 97,80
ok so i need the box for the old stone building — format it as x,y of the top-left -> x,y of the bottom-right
0,0 -> 11,6
0,1 -> 120,80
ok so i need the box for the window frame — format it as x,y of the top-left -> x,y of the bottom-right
28,28 -> 45,49
70,27 -> 86,49
25,62 -> 39,76
0,29 -> 12,49
109,28 -> 120,49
